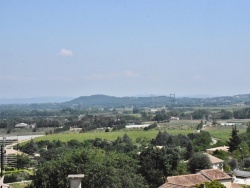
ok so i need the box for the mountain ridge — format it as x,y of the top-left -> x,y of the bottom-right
1,94 -> 250,108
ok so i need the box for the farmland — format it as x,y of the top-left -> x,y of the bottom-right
31,125 -> 246,144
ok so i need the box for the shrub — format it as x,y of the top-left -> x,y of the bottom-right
4,171 -> 31,183
226,158 -> 238,170
244,158 -> 250,168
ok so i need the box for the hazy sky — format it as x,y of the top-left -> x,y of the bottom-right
1,1 -> 250,98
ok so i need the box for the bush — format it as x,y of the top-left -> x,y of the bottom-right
187,152 -> 211,173
226,158 -> 238,170
196,181 -> 226,188
4,171 -> 31,183
244,158 -> 250,168
144,123 -> 157,131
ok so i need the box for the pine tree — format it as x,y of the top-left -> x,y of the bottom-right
227,126 -> 241,152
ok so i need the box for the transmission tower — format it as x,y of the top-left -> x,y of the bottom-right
169,93 -> 175,109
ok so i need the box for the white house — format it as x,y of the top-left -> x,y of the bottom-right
15,123 -> 29,128
170,116 -> 179,120
125,124 -> 150,129
205,153 -> 224,171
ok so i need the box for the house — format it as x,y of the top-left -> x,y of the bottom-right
125,124 -> 150,129
206,146 -> 229,154
170,116 -> 179,120
159,169 -> 232,188
200,169 -> 232,188
15,123 -> 36,129
159,174 -> 209,188
220,122 -> 243,126
205,153 -> 224,171
232,170 -> 250,185
15,123 -> 29,128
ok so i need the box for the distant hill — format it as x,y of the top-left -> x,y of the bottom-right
63,94 -> 165,108
0,97 -> 74,105
1,94 -> 250,109
63,94 -> 250,108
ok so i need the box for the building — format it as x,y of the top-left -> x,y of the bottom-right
15,123 -> 29,128
125,124 -> 150,129
232,170 -> 250,185
206,146 -> 229,154
159,169 -> 232,188
205,153 -> 224,171
170,116 -> 179,120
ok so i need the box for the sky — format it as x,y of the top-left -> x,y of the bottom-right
1,1 -> 250,98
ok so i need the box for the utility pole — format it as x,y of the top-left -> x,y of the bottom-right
240,148 -> 244,170
1,145 -> 3,177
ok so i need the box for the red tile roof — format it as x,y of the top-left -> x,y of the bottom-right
159,169 -> 232,188
200,169 -> 231,181
160,174 -> 209,187
205,153 -> 224,164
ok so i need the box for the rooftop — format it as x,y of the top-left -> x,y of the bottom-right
205,153 -> 224,164
200,169 -> 231,181
160,174 -> 209,188
159,169 -> 231,188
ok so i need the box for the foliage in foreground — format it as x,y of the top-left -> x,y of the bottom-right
188,152 -> 212,173
28,148 -> 148,188
196,181 -> 226,188
139,146 -> 181,188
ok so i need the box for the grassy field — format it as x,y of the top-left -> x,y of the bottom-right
206,127 -> 246,141
31,125 -> 246,143
8,182 -> 31,188
33,129 -> 197,143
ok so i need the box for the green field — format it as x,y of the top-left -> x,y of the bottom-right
206,128 -> 245,141
32,125 -> 246,143
8,182 -> 31,188
33,129 -> 196,143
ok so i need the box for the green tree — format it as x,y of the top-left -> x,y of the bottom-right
133,107 -> 140,114
187,152 -> 211,173
139,146 -> 181,188
220,109 -> 233,119
29,148 -> 147,188
227,126 -> 241,152
185,142 -> 194,160
196,181 -> 226,188
247,122 -> 250,133
17,154 -> 31,169
151,131 -> 170,146
19,139 -> 39,155
188,131 -> 212,152
212,150 -> 228,160
196,121 -> 203,130
226,158 -> 238,170
153,110 -> 170,121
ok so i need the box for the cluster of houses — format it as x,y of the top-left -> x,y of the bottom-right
158,145 -> 250,188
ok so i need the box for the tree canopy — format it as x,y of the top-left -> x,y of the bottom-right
227,126 -> 241,153
29,148 -> 147,188
187,152 -> 211,173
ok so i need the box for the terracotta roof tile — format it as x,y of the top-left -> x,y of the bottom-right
159,182 -> 193,188
166,174 -> 209,187
200,169 -> 231,180
205,153 -> 224,164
